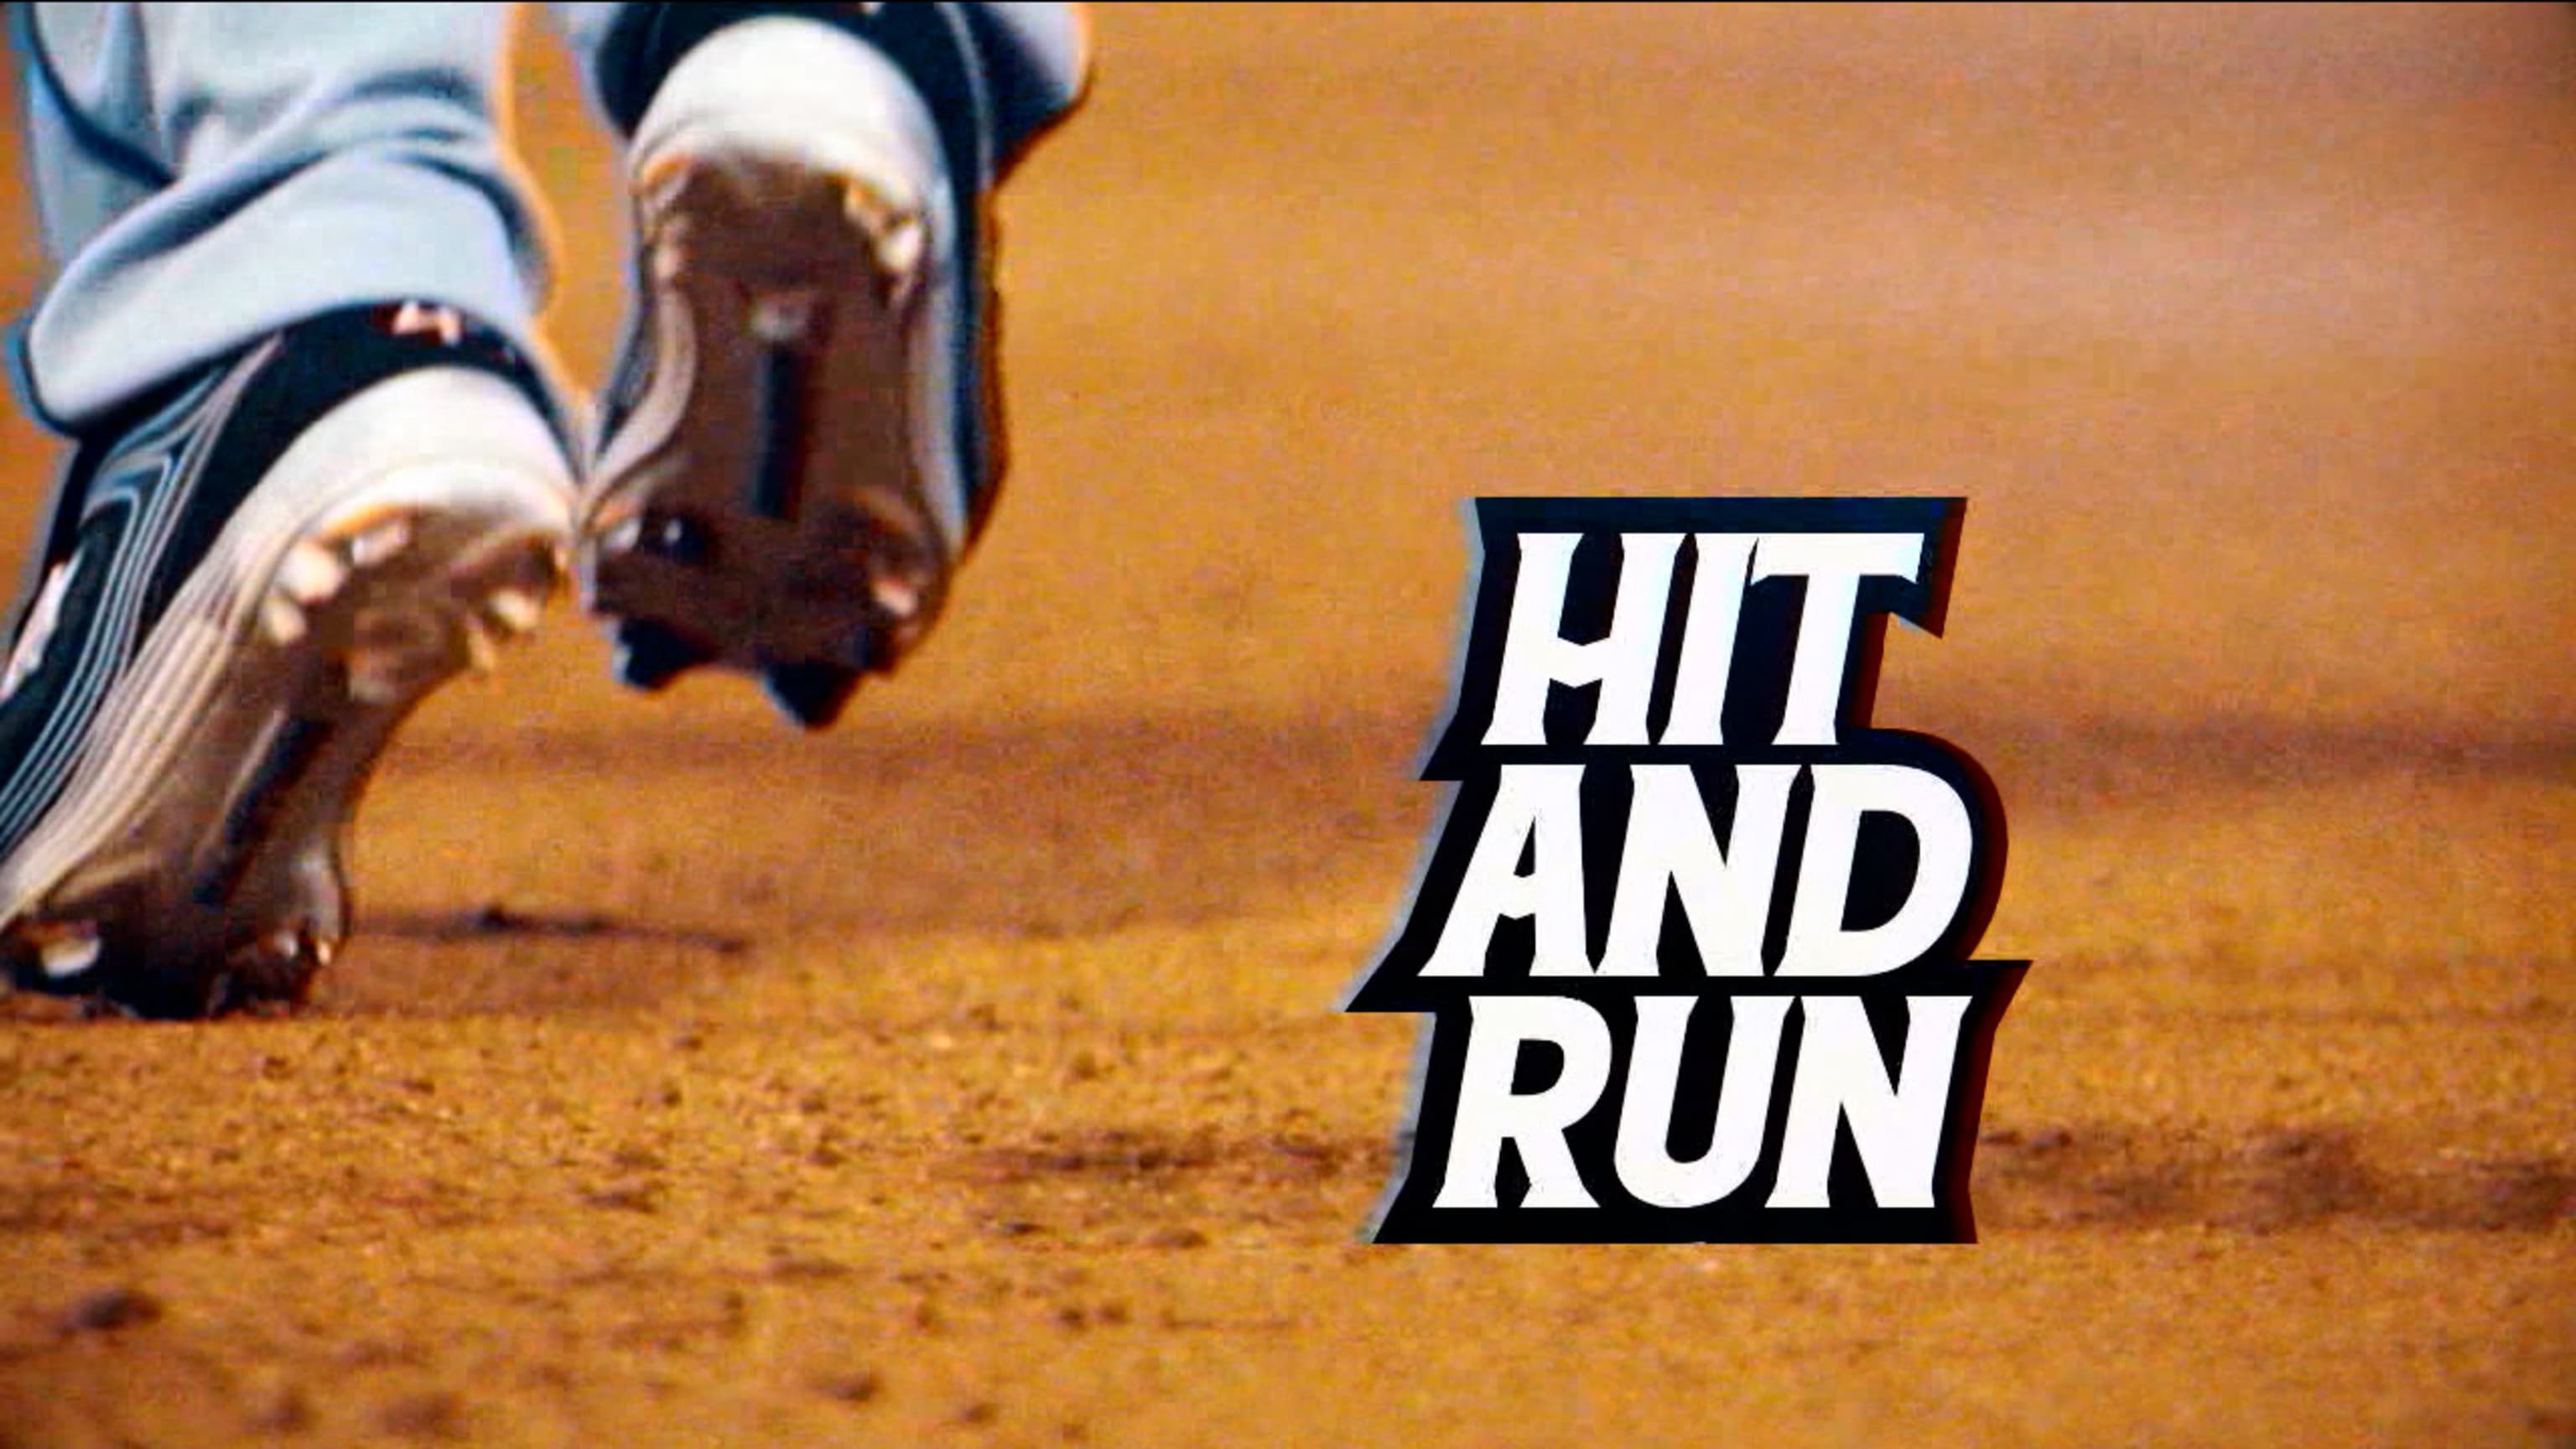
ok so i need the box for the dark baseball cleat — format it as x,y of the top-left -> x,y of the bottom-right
0,304 -> 576,1018
579,13 -> 1015,730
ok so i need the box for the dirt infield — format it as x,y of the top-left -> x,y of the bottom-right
0,5 -> 2569,1446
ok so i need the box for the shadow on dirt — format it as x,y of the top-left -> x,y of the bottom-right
371,904 -> 751,956
947,1122 -> 2575,1242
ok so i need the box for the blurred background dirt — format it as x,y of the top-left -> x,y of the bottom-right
0,4 -> 2568,1445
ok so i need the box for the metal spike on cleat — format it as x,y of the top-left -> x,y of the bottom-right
485,586 -> 544,636
762,660 -> 861,731
460,616 -> 501,677
39,927 -> 102,983
277,541 -> 350,605
216,925 -> 327,1013
4,920 -> 103,991
613,619 -> 710,693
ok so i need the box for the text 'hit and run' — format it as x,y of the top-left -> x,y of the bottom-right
1348,498 -> 2028,1245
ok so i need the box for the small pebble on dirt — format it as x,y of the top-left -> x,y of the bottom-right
582,1182 -> 662,1213
817,1370 -> 884,1405
60,1285 -> 162,1334
379,1389 -> 463,1440
243,1378 -> 313,1435
768,1253 -> 853,1281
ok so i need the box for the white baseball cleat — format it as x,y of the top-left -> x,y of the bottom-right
580,14 -> 1003,730
0,304 -> 576,1017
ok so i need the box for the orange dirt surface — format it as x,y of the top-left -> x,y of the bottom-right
0,5 -> 2568,1446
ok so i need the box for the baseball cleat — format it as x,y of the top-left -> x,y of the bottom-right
579,14 -> 1006,728
0,304 -> 576,1018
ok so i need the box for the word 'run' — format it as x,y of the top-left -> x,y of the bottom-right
1344,498 -> 2026,1244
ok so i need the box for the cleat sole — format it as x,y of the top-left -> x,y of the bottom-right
580,144 -> 957,727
